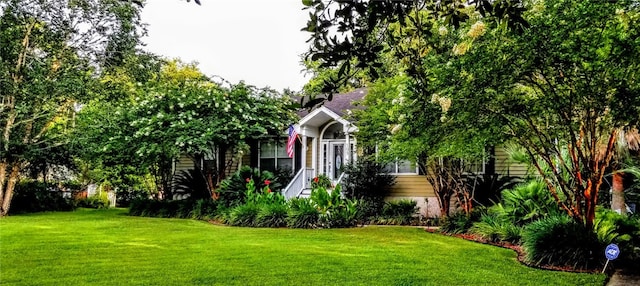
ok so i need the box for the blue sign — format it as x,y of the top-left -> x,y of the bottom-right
605,244 -> 620,260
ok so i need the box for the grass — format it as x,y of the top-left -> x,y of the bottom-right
0,209 -> 605,286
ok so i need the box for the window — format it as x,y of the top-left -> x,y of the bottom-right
259,140 -> 292,172
385,159 -> 419,175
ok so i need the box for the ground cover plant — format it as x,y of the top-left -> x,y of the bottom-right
0,209 -> 605,286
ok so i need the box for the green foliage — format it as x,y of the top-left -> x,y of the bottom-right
228,203 -> 260,227
466,173 -> 520,208
522,214 -> 602,270
440,211 -> 482,234
8,180 -> 76,214
255,203 -> 288,228
218,166 -> 280,207
497,180 -> 562,226
173,169 -> 211,200
374,199 -> 418,225
77,192 -> 110,209
341,156 -> 396,200
310,174 -> 332,189
191,199 -> 218,220
470,212 -> 522,244
310,185 -> 359,228
286,198 -> 319,229
115,188 -> 150,208
594,208 -> 640,268
0,0 -> 145,215
128,199 -> 196,219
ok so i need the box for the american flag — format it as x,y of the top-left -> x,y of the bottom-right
286,125 -> 297,158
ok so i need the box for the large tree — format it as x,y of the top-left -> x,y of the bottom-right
76,60 -> 297,199
0,0 -> 143,216
319,0 -> 640,229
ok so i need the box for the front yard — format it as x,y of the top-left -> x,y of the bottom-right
0,209 -> 605,285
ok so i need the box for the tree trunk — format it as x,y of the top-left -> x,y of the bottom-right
1,163 -> 21,216
611,172 -> 626,215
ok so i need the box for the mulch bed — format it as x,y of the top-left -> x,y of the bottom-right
424,228 -> 600,274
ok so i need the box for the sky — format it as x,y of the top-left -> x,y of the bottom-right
140,0 -> 311,91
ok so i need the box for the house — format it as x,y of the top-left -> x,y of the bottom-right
174,88 -> 528,216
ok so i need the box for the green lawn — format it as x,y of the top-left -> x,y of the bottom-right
0,209 -> 605,286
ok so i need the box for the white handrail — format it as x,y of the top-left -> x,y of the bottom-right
283,168 -> 305,199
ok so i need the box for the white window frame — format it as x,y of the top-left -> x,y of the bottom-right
374,144 -> 419,175
258,139 -> 294,172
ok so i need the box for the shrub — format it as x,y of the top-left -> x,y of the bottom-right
470,212 -> 522,243
522,214 -> 601,270
173,169 -> 212,200
218,167 -> 280,207
9,180 -> 75,214
466,173 -> 520,207
310,185 -> 359,228
499,180 -> 562,226
77,192 -> 110,209
341,156 -> 395,200
375,199 -> 418,225
355,198 -> 384,223
128,199 -> 195,218
440,210 -> 481,234
228,203 -> 260,227
116,188 -> 150,207
255,202 -> 288,228
191,199 -> 218,220
323,199 -> 359,228
287,198 -> 319,229
310,174 -> 332,189
594,208 -> 640,269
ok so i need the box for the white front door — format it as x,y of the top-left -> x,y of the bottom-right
323,141 -> 345,181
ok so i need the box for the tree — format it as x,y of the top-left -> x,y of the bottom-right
300,0 -> 527,106
0,0 -> 143,216
76,60 -> 298,199
310,0 -> 640,231
426,0 -> 640,229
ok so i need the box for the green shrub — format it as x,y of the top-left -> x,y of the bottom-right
116,188 -> 150,207
341,156 -> 396,200
382,199 -> 418,223
310,185 -> 359,228
191,199 -> 218,219
228,203 -> 260,227
77,192 -> 110,209
522,214 -> 601,270
440,211 -> 481,234
470,212 -> 522,243
172,169 -> 212,200
255,202 -> 288,227
594,208 -> 640,269
218,167 -> 280,207
310,174 -> 332,189
9,180 -> 75,214
355,198 -> 384,223
322,199 -> 359,228
287,198 -> 319,229
499,180 -> 562,225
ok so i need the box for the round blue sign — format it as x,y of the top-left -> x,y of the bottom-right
605,244 -> 620,260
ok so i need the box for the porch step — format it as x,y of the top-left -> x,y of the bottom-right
298,188 -> 312,198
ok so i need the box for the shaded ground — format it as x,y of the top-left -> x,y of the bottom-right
607,270 -> 640,286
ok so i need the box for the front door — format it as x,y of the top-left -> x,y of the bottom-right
328,141 -> 345,181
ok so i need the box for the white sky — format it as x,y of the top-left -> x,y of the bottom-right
140,0 -> 311,91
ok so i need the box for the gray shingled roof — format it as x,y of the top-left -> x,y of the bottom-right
297,88 -> 367,118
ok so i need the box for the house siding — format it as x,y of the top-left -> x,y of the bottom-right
387,174 -> 441,217
174,155 -> 195,175
305,137 -> 313,168
494,147 -> 529,178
